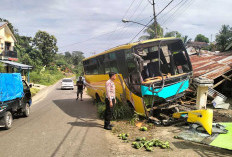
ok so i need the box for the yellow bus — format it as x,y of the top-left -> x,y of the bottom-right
83,38 -> 192,118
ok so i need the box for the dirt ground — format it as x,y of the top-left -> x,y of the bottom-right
105,120 -> 232,157
103,100 -> 232,157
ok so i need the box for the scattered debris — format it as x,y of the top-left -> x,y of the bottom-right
212,96 -> 230,109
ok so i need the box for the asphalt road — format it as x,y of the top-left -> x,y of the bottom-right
0,81 -> 110,157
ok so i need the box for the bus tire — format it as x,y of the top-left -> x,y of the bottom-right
4,111 -> 13,130
23,103 -> 30,117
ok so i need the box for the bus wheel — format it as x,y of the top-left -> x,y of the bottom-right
4,111 -> 13,130
23,103 -> 30,117
95,94 -> 101,103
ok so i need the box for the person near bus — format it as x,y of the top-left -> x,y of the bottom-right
76,76 -> 84,101
104,72 -> 116,130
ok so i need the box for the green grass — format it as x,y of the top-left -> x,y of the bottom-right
30,88 -> 40,97
96,99 -> 134,120
30,70 -> 65,86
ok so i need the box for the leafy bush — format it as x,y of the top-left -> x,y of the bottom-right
30,88 -> 40,97
96,99 -> 134,120
30,69 -> 64,85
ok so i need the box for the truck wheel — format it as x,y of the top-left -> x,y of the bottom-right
23,104 -> 30,117
4,111 -> 13,130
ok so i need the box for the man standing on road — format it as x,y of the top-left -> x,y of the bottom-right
76,76 -> 84,101
104,72 -> 116,130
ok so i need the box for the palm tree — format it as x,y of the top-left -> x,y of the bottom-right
139,22 -> 163,40
182,35 -> 192,47
216,25 -> 232,51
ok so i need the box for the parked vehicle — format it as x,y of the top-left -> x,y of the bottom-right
61,78 -> 74,90
0,73 -> 32,129
83,38 -> 192,117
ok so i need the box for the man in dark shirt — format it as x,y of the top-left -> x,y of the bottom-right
76,77 -> 84,101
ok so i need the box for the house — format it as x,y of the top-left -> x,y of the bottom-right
186,41 -> 209,55
0,22 -> 32,82
0,22 -> 17,61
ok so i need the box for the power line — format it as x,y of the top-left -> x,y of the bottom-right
156,0 -> 174,17
159,0 -> 188,25
129,18 -> 154,43
106,0 -> 136,41
110,1 -> 150,44
163,0 -> 195,26
157,0 -> 185,22
129,0 -> 175,42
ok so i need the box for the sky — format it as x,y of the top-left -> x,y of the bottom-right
1,0 -> 232,57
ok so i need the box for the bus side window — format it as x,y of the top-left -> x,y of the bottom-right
126,52 -> 137,74
103,52 -> 119,74
97,56 -> 105,74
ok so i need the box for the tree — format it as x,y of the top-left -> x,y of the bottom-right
33,31 -> 58,66
182,35 -> 192,46
215,25 -> 232,51
194,34 -> 209,43
139,23 -> 163,40
72,51 -> 85,66
164,31 -> 182,38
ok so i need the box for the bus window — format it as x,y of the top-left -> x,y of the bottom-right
110,61 -> 119,73
97,56 -> 105,74
109,53 -> 116,60
104,62 -> 111,74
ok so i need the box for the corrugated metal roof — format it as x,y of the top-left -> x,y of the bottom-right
190,52 -> 232,79
0,61 -> 33,69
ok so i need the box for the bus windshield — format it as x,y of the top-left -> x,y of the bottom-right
133,39 -> 192,81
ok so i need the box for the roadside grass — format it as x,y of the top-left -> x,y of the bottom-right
30,70 -> 65,86
30,88 -> 40,97
96,99 -> 135,120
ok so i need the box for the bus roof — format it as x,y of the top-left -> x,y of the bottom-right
83,37 -> 176,61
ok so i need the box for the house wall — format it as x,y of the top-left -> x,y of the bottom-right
0,26 -> 15,53
0,28 -> 5,53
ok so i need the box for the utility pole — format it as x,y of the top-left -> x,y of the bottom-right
152,0 -> 158,38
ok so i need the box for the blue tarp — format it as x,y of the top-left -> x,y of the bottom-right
0,73 -> 24,102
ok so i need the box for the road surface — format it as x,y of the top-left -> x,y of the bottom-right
0,81 -> 110,157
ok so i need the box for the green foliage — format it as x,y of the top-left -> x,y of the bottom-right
194,34 -> 209,43
2,18 -> 84,85
216,25 -> 232,51
96,102 -> 106,119
139,22 -> 163,40
162,31 -> 191,46
0,62 -> 6,72
30,69 -> 64,86
96,100 -> 134,120
33,31 -> 58,66
30,88 -> 40,97
164,31 -> 182,38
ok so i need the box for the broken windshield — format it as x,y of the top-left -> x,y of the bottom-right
134,39 -> 192,81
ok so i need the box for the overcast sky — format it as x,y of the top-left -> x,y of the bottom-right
1,0 -> 232,57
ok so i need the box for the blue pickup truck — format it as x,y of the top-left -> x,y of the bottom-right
0,73 -> 32,129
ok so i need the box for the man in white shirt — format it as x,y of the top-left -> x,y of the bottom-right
104,72 -> 116,130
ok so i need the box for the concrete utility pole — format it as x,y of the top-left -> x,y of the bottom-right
152,0 -> 158,38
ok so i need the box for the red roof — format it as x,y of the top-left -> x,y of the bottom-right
190,52 -> 232,79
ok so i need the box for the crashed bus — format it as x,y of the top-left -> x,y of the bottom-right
83,38 -> 193,119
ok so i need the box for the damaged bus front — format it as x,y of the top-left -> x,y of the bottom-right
128,38 -> 192,119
